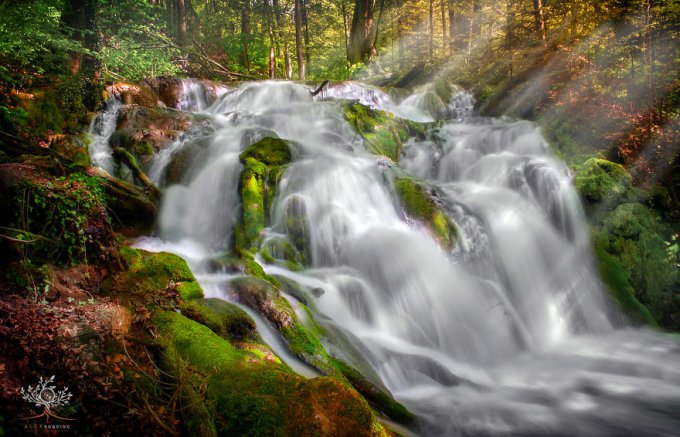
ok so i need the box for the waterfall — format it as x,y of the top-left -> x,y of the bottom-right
96,80 -> 680,436
87,96 -> 121,174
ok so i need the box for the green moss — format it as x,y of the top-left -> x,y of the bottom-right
282,195 -> 310,262
342,101 -> 421,162
120,248 -> 203,300
260,238 -> 304,271
574,158 -> 632,204
394,176 -> 455,249
180,298 -> 259,342
155,311 -> 386,437
10,171 -> 111,264
228,276 -> 339,376
177,281 -> 203,300
240,137 -> 293,167
236,139 -> 294,253
594,236 -> 658,326
331,358 -> 415,425
240,158 -> 267,251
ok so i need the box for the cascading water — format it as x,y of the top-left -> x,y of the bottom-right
88,96 -> 121,174
96,80 -> 680,436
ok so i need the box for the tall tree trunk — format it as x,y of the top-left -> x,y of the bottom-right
429,0 -> 434,59
448,0 -> 455,54
466,0 -> 479,63
62,0 -> 98,76
267,0 -> 276,78
166,0 -> 176,40
504,0 -> 514,78
294,0 -> 306,79
441,0 -> 447,52
348,0 -> 375,64
177,0 -> 187,46
397,0 -> 406,69
532,0 -> 547,47
342,2 -> 350,59
646,0 -> 655,129
302,0 -> 310,64
241,0 -> 251,71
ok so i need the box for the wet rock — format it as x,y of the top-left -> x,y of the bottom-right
107,82 -> 158,107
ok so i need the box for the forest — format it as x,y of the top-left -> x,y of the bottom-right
0,0 -> 679,435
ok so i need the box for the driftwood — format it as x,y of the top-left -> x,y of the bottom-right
310,80 -> 329,96
112,147 -> 161,199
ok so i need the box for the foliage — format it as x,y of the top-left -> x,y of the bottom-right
10,172 -> 112,265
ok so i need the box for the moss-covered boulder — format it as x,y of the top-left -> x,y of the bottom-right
236,137 -> 294,252
594,202 -> 678,327
342,101 -> 423,162
226,277 -> 331,365
52,134 -> 91,167
261,237 -> 305,271
109,127 -> 178,166
155,311 -> 389,437
394,176 -> 456,250
180,298 -> 259,342
574,158 -> 632,204
240,136 -> 294,166
115,247 -> 203,301
282,194 -> 310,263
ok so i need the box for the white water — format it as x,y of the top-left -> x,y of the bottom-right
95,79 -> 680,436
88,96 -> 120,174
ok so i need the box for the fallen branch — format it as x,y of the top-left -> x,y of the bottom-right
310,80 -> 329,96
112,147 -> 161,199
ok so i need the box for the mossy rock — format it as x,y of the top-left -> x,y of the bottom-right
282,195 -> 310,262
240,137 -> 294,167
180,297 -> 258,342
593,237 -> 657,326
343,101 -> 423,162
155,311 -> 387,437
235,137 -> 295,253
164,138 -> 210,185
52,134 -> 91,167
117,247 -> 203,300
331,358 -> 415,425
593,202 -> 678,328
116,105 -> 192,132
237,157 -> 268,252
394,176 -> 456,249
209,252 -> 281,286
260,238 -> 304,272
227,276 -> 340,373
419,91 -> 448,120
574,158 -> 632,204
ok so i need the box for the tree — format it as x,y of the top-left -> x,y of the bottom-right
348,0 -> 375,64
295,0 -> 306,79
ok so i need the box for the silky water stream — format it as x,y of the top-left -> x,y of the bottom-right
92,80 -> 680,436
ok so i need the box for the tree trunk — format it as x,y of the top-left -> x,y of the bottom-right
61,0 -> 99,80
429,0 -> 434,59
177,0 -> 187,46
348,0 -> 375,64
241,0 -> 251,71
342,2 -> 350,59
294,0 -> 306,79
532,0 -> 547,47
441,0 -> 447,52
302,0 -> 310,64
448,0 -> 455,54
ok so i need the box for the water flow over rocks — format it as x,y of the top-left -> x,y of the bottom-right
92,79 -> 680,436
